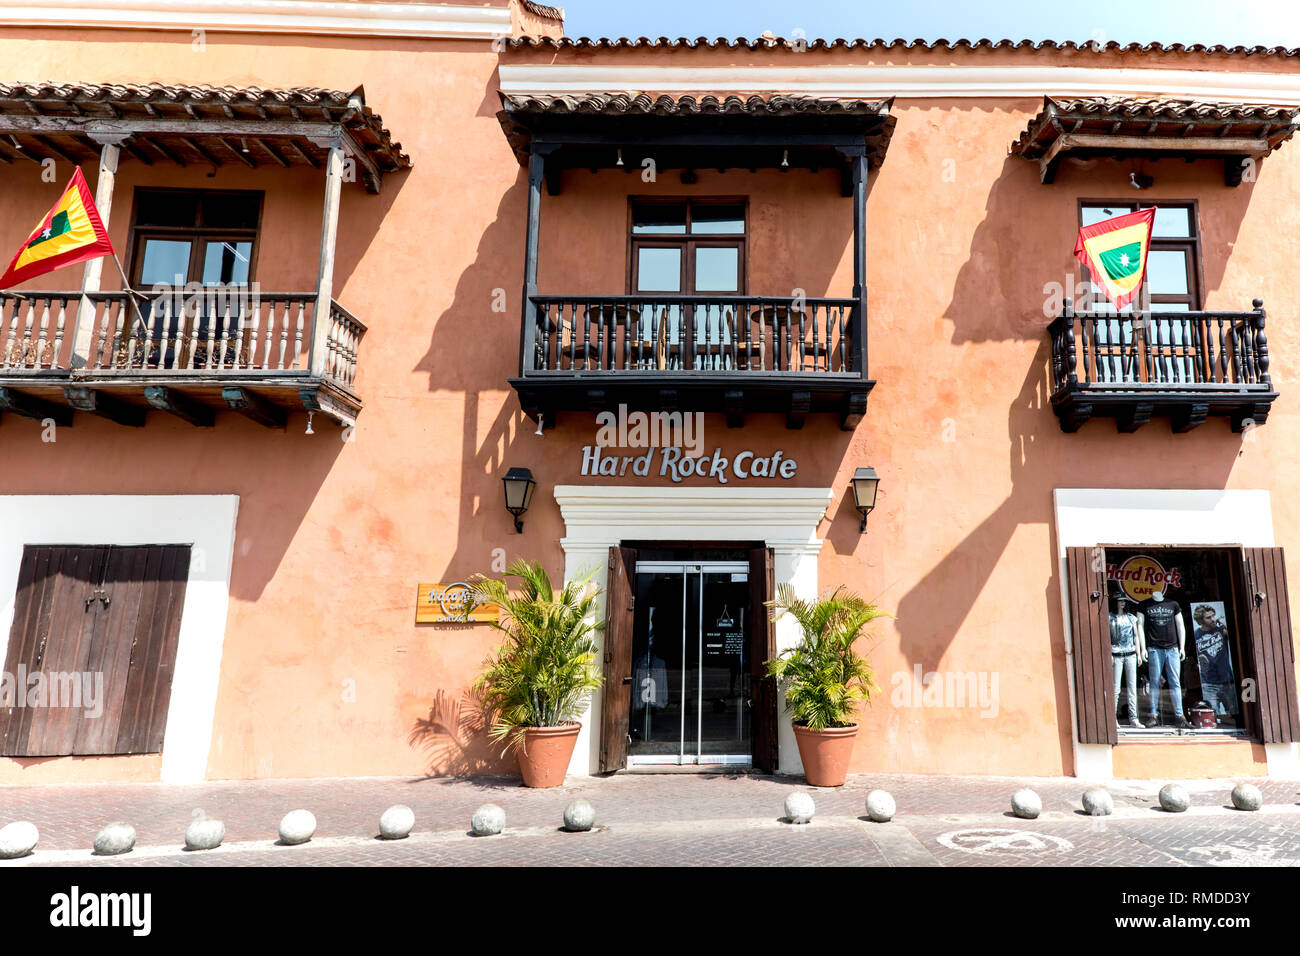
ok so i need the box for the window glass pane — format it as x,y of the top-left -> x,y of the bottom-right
690,203 -> 745,235
1153,206 -> 1192,238
632,203 -> 687,235
201,193 -> 261,230
1150,302 -> 1190,312
135,192 -> 199,228
694,247 -> 739,292
1146,249 -> 1190,295
1082,204 -> 1130,227
636,247 -> 682,292
202,241 -> 252,284
1105,548 -> 1246,734
138,239 -> 192,285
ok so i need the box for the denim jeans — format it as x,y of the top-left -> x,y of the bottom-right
1201,681 -> 1239,716
1112,652 -> 1139,722
1148,646 -> 1184,721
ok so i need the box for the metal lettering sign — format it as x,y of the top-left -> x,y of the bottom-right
415,582 -> 498,624
579,445 -> 798,483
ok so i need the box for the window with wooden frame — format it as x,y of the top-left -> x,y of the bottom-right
1065,544 -> 1300,748
125,188 -> 263,368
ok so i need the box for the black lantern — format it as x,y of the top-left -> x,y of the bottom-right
502,467 -> 537,533
851,467 -> 880,532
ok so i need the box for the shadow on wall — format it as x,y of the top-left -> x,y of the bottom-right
890,151 -> 1258,768
943,154 -> 1255,345
408,687 -> 506,776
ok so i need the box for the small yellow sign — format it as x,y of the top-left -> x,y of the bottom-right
416,582 -> 498,624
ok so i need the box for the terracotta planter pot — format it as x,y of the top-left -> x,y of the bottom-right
517,722 -> 581,788
792,723 -> 858,787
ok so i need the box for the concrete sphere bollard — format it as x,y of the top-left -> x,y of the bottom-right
1158,783 -> 1191,813
783,792 -> 815,824
0,821 -> 39,859
563,799 -> 596,832
1010,788 -> 1042,820
93,822 -> 136,856
1231,782 -> 1263,812
278,810 -> 317,845
865,789 -> 896,822
1082,787 -> 1113,816
184,819 -> 225,851
471,804 -> 505,836
379,805 -> 415,840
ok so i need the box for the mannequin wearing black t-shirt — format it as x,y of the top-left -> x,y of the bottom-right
1141,589 -> 1189,728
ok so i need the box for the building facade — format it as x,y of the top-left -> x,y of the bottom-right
0,0 -> 1297,785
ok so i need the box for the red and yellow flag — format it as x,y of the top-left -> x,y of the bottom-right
0,167 -> 114,289
1073,206 -> 1157,310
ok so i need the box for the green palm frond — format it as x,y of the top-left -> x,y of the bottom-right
763,585 -> 888,730
470,559 -> 604,753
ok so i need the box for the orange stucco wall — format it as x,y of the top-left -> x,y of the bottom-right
0,30 -> 1297,783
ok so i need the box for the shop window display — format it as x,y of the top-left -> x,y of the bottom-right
1105,547 -> 1248,736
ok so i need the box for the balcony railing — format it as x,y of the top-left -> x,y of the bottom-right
526,295 -> 862,375
514,294 -> 872,429
1047,298 -> 1276,432
0,289 -> 364,386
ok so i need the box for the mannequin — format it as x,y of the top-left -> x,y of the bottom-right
1109,595 -> 1146,728
1141,589 -> 1188,728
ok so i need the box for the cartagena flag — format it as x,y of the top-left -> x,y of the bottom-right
1074,206 -> 1157,310
0,167 -> 114,289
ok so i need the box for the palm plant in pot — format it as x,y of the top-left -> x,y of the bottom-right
765,585 -> 884,787
471,559 -> 603,788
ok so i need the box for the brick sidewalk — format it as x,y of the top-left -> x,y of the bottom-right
2,772 -> 1299,866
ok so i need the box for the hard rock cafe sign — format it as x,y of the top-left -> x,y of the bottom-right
415,582 -> 498,624
1106,554 -> 1183,602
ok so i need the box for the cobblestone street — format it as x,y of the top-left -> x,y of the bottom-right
2,772 -> 1298,867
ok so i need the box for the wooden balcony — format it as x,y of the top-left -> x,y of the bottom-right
511,294 -> 873,429
1048,299 -> 1276,432
0,289 -> 364,427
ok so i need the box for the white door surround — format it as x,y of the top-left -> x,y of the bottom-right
554,484 -> 834,776
1053,488 -> 1299,780
0,495 -> 239,783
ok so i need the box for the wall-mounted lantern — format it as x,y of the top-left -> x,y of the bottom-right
502,467 -> 537,533
851,467 -> 880,532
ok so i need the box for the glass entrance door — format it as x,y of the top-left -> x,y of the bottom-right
627,561 -> 752,766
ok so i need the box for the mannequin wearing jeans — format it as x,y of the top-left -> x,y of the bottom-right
1142,589 -> 1189,728
1109,596 -> 1146,728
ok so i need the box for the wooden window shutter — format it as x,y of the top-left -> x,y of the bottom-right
749,546 -> 778,772
599,546 -> 636,773
1243,547 -> 1300,743
1066,546 -> 1118,745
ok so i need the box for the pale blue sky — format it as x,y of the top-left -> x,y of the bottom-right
560,0 -> 1300,48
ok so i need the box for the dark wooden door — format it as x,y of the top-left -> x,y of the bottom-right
1243,547 -> 1300,743
1065,546 -> 1118,745
0,544 -> 190,757
599,546 -> 637,773
748,546 -> 778,772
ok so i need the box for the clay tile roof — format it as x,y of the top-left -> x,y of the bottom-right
506,35 -> 1300,57
1011,95 -> 1300,160
0,81 -> 411,175
497,91 -> 896,169
519,0 -> 564,20
500,91 -> 893,117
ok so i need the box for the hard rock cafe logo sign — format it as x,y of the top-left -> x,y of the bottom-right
415,582 -> 498,624
1106,554 -> 1183,602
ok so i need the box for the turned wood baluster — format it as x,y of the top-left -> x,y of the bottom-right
18,298 -> 35,368
1253,299 -> 1270,387
1062,299 -> 1078,386
292,300 -> 305,370
2,299 -> 16,368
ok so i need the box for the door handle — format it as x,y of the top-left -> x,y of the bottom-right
622,676 -> 632,685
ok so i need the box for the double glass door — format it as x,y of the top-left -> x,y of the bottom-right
628,561 -> 752,766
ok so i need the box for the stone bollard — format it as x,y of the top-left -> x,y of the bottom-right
865,790 -> 896,822
278,810 -> 317,845
379,805 -> 415,840
0,821 -> 38,860
783,792 -> 815,824
1082,788 -> 1113,816
1011,789 -> 1042,820
471,804 -> 505,836
184,819 -> 225,851
563,799 -> 595,832
93,822 -> 136,856
1158,783 -> 1190,813
1231,782 -> 1263,812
